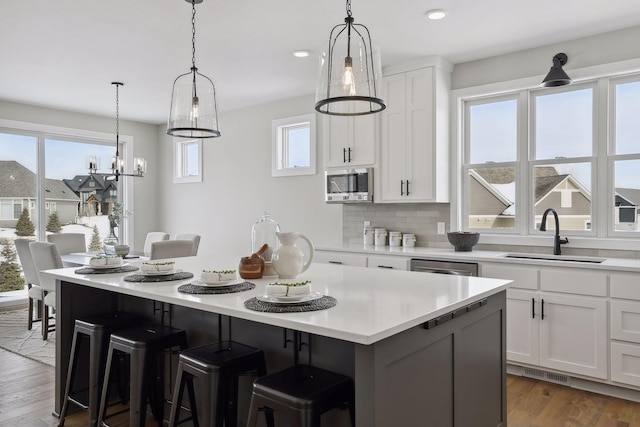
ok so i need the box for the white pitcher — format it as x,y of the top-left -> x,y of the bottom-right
271,232 -> 315,279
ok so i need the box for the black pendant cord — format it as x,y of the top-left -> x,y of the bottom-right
112,82 -> 123,181
345,0 -> 352,59
190,0 -> 198,100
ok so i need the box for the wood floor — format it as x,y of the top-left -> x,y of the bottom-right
3,346 -> 640,426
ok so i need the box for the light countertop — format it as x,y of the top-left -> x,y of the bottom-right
317,244 -> 640,273
41,255 -> 510,345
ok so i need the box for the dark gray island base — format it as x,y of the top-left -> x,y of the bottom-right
55,279 -> 506,427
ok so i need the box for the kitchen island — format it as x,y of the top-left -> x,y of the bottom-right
42,255 -> 511,427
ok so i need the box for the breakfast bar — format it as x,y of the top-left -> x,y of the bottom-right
42,256 -> 511,427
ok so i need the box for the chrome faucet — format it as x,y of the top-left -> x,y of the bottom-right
539,208 -> 569,255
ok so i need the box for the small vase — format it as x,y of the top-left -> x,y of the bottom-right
103,228 -> 119,255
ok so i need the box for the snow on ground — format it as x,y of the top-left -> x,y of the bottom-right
0,215 -> 111,243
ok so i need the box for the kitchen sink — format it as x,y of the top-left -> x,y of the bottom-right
502,253 -> 606,263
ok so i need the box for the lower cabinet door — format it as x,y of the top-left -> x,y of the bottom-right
506,289 -> 539,365
611,341 -> 640,387
539,292 -> 608,379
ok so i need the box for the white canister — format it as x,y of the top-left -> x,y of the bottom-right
363,226 -> 374,245
374,228 -> 387,246
403,233 -> 416,247
389,231 -> 402,247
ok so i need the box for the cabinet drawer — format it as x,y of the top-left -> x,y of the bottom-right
481,263 -> 538,290
611,342 -> 640,388
540,268 -> 607,296
611,273 -> 640,300
314,251 -> 367,267
611,300 -> 640,343
367,255 -> 409,271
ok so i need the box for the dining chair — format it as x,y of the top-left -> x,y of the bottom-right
14,239 -> 43,331
150,240 -> 194,260
143,232 -> 170,256
29,241 -> 64,340
174,233 -> 201,256
47,233 -> 87,254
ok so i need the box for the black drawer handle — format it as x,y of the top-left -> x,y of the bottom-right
423,299 -> 487,329
328,261 -> 343,265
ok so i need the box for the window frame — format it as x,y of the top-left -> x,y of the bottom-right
454,65 -> 640,250
271,113 -> 316,177
173,138 -> 203,184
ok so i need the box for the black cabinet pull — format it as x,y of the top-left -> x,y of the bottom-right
348,147 -> 352,162
377,265 -> 393,269
532,298 -> 535,319
541,299 -> 545,320
400,180 -> 405,196
328,260 -> 343,265
343,148 -> 347,163
406,180 -> 410,196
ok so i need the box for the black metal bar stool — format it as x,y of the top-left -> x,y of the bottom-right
97,323 -> 188,427
246,364 -> 355,427
168,340 -> 267,427
58,311 -> 143,427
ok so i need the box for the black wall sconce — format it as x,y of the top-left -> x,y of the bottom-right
541,53 -> 572,87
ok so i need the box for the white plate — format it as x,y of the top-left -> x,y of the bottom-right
192,279 -> 240,287
88,262 -> 128,270
256,292 -> 324,304
140,269 -> 178,276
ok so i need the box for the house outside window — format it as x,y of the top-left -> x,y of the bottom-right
460,73 -> 640,239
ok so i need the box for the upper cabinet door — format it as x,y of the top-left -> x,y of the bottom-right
323,115 -> 376,168
378,65 -> 450,203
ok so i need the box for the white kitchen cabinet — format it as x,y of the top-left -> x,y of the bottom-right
314,250 -> 367,267
378,60 -> 451,203
367,255 -> 409,271
611,342 -> 640,387
323,114 -> 376,168
482,262 -> 608,380
610,272 -> 640,387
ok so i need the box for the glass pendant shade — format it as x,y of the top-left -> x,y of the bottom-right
168,67 -> 220,138
315,13 -> 385,116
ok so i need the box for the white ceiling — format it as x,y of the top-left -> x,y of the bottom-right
2,0 -> 640,125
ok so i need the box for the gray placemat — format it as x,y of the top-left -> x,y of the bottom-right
244,296 -> 337,313
178,281 -> 255,294
124,272 -> 194,282
74,265 -> 139,274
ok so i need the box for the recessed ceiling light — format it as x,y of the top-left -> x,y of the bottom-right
426,9 -> 446,20
293,50 -> 310,58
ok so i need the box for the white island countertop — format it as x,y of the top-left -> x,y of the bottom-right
42,255 -> 511,345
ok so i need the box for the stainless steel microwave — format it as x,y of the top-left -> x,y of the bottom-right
325,168 -> 373,203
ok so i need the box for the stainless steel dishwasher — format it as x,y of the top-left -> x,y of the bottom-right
410,258 -> 478,276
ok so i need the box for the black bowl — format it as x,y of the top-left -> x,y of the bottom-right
447,232 -> 480,252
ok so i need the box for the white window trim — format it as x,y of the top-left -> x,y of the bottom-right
450,57 -> 640,251
173,138 -> 203,184
271,113 -> 316,177
0,118 -> 135,244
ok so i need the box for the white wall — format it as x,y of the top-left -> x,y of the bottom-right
452,25 -> 640,90
156,94 -> 343,258
0,99 -> 160,251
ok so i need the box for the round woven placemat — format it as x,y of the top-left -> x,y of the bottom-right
244,296 -> 337,313
74,265 -> 139,275
124,272 -> 194,282
178,281 -> 255,295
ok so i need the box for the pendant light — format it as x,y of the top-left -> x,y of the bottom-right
541,53 -> 572,87
167,0 -> 221,138
88,82 -> 146,181
315,0 -> 386,116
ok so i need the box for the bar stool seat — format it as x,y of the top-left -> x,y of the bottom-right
169,340 -> 267,427
247,364 -> 355,427
59,311 -> 144,427
98,324 -> 188,427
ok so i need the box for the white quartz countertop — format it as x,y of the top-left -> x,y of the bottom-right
41,255 -> 510,345
317,244 -> 640,273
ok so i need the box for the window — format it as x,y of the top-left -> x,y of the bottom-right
1,200 -> 23,220
460,74 -> 640,239
173,139 -> 202,183
272,114 -> 316,177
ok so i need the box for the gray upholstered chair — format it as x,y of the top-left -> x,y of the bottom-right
150,240 -> 194,260
29,241 -> 64,340
143,232 -> 170,256
174,233 -> 201,256
47,232 -> 86,254
14,239 -> 43,331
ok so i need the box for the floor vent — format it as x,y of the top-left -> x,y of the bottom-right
523,367 -> 570,385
